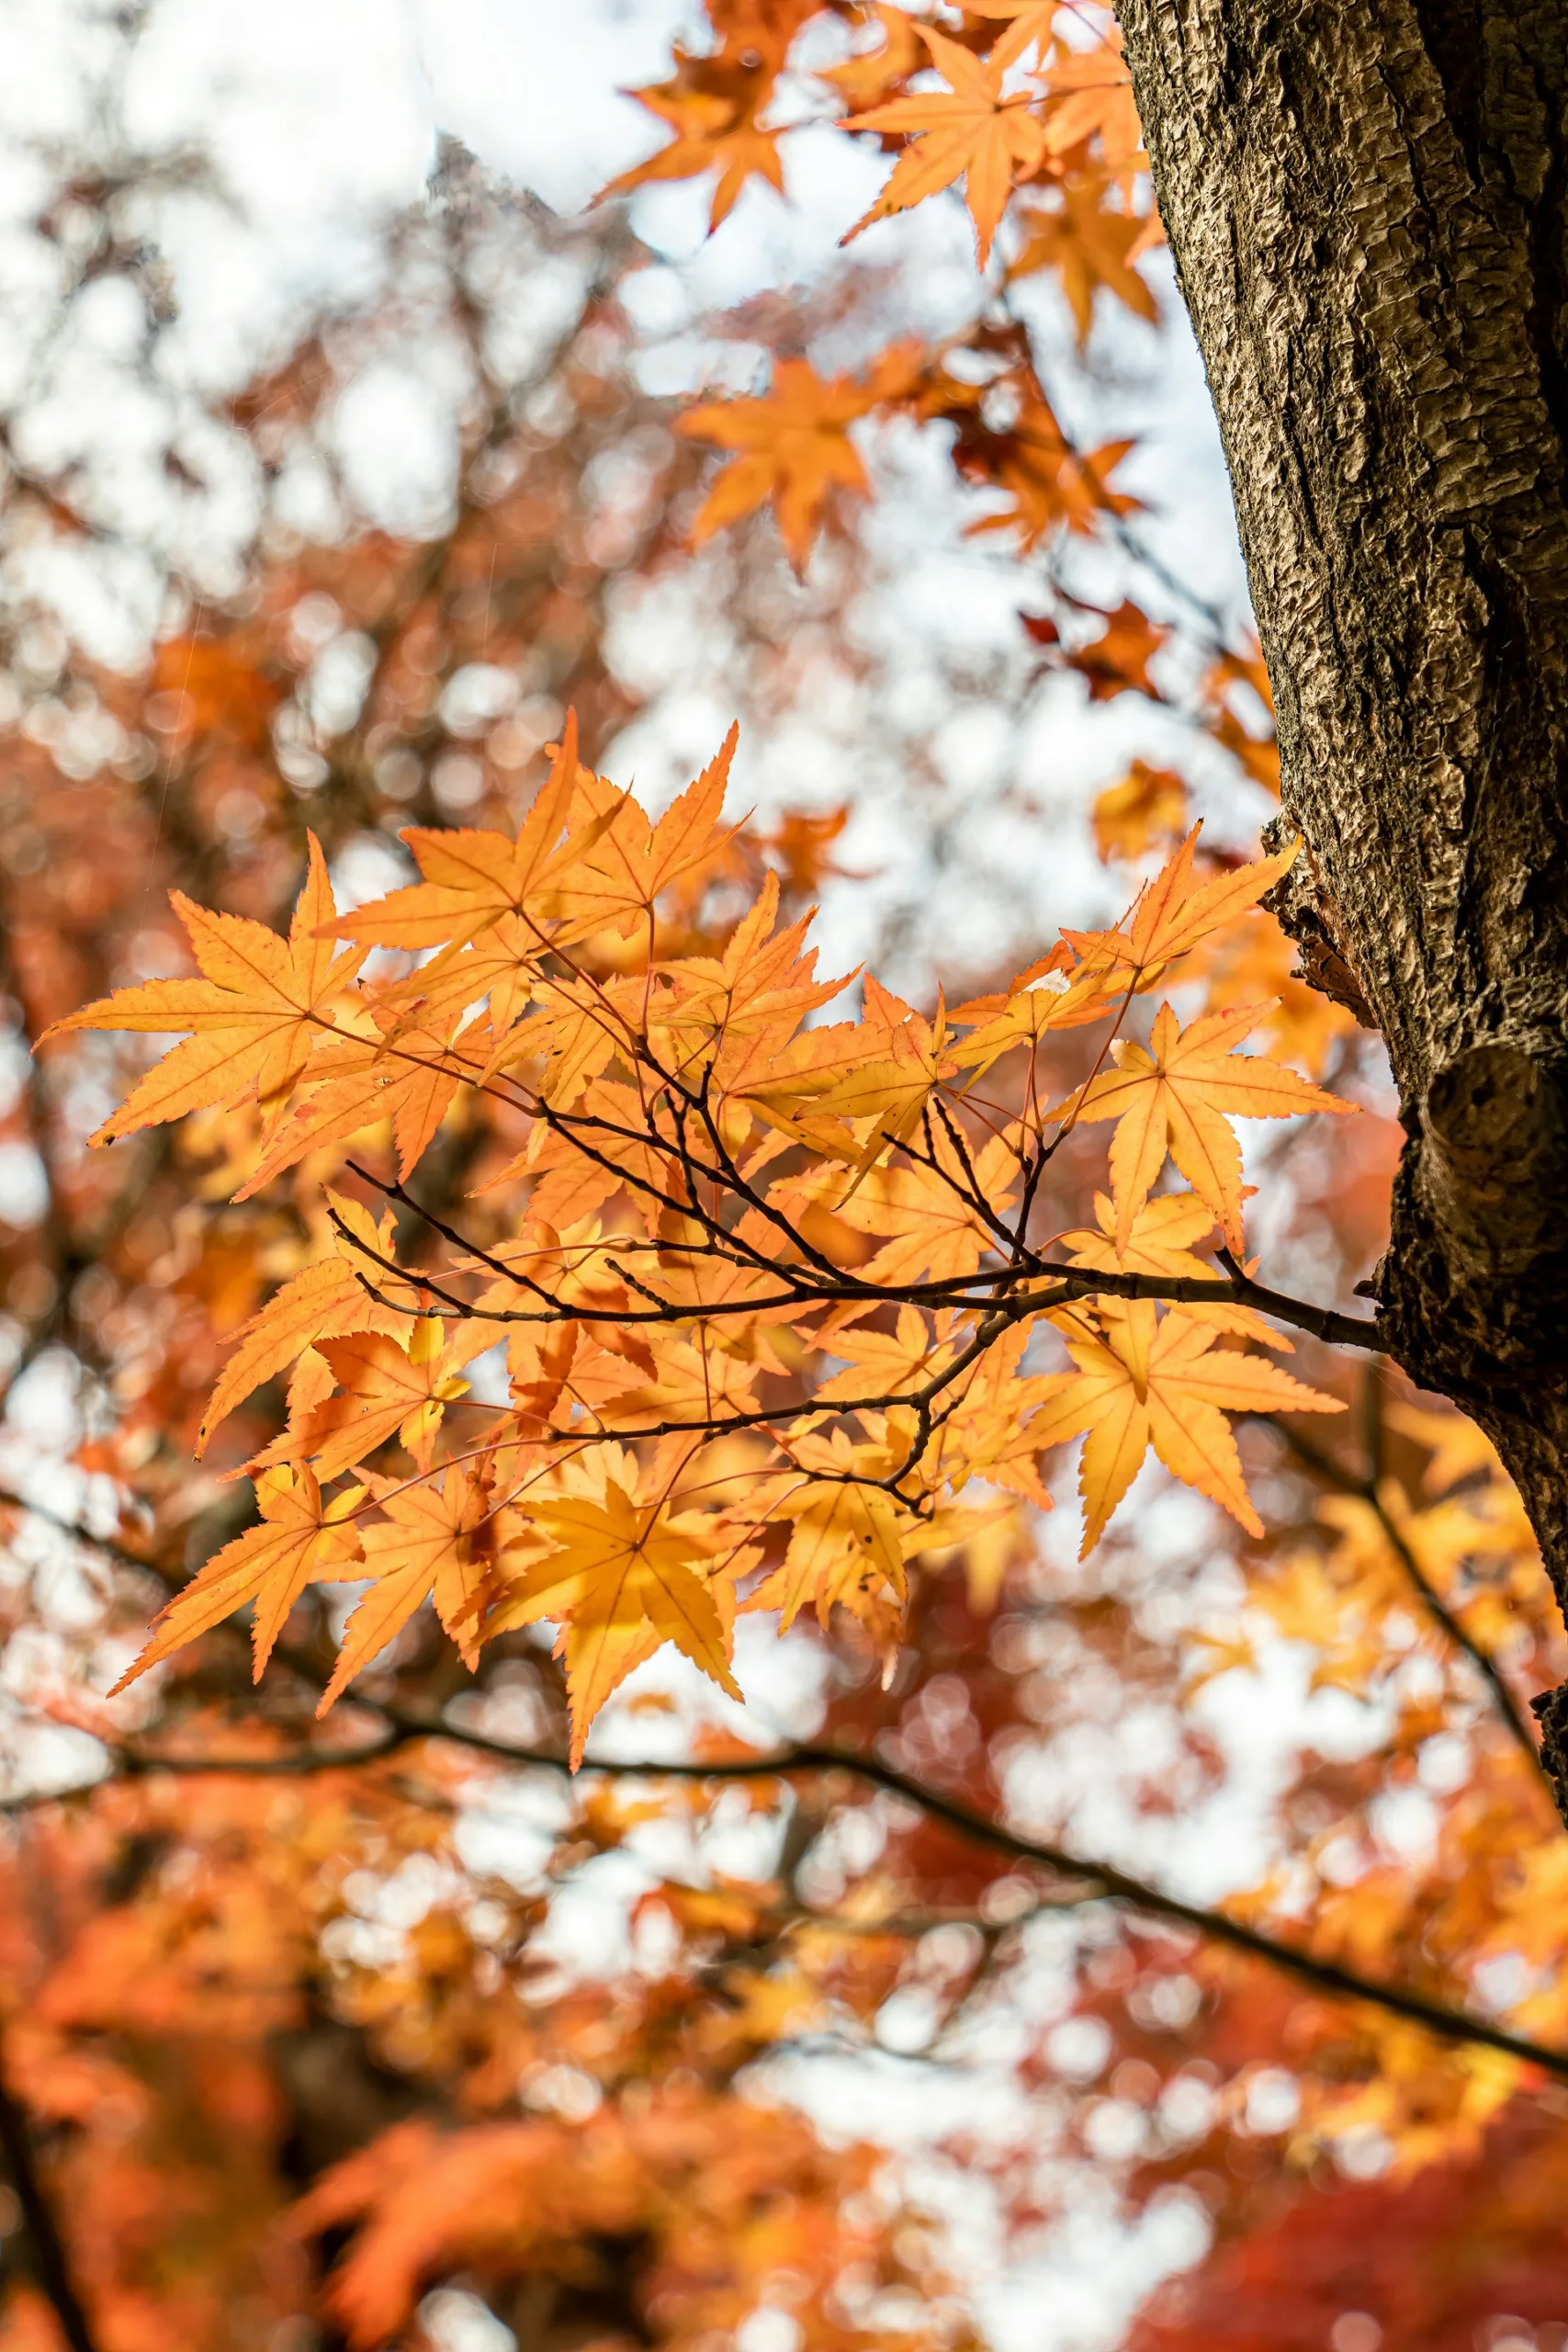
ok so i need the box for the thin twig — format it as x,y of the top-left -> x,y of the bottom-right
346,1166 -> 1382,1351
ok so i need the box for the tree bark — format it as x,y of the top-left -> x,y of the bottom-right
1112,0 -> 1568,1803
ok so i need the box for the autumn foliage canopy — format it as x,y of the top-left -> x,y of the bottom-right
52,743 -> 1350,1758
4,6 -> 1568,2352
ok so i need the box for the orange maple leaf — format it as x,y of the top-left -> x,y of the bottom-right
1063,824 -> 1301,986
840,25 -> 1048,266
939,383 -> 1139,548
1091,761 -> 1190,863
1203,641 -> 1282,796
326,710 -> 588,951
197,1193 -> 417,1455
1040,26 -> 1145,174
232,1012 -> 467,1198
42,833 -> 366,1141
111,1464 -> 365,1690
963,0 -> 1063,68
1032,1300 -> 1343,1550
275,1320 -> 486,1481
319,1464 -> 500,1711
595,20 -> 801,230
675,346 -> 920,571
1062,598 -> 1170,702
1055,1000 -> 1356,1252
815,0 -> 927,113
1009,176 -> 1160,344
152,632 -> 281,752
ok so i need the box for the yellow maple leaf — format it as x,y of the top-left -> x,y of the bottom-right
747,1452 -> 912,1634
573,1332 -> 763,1433
1062,824 -> 1301,987
711,1963 -> 828,2049
1385,1402 -> 1505,1497
907,1325 -> 1057,1510
319,1464 -> 500,1711
778,1131 -> 1017,1288
489,1457 -> 742,1764
111,1464 -> 366,1690
947,947 -> 1115,1079
1059,1190 -> 1286,1349
1182,1624 -> 1258,1692
1055,1001 -> 1354,1253
840,24 -> 1047,266
42,833 -> 367,1141
1031,1300 -> 1344,1551
813,1304 -> 955,1406
811,979 -> 960,1184
1259,1539 -> 1376,1646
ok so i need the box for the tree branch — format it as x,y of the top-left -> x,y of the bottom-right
17,1689 -> 1568,2086
1255,1407 -> 1551,1792
0,2031 -> 99,2352
6,1489 -> 1552,2080
346,1164 -> 1382,1351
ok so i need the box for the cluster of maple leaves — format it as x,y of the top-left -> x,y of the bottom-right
585,0 -> 1150,579
51,708 -> 1355,1760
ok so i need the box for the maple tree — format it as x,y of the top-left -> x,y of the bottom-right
3,8 -> 1568,2352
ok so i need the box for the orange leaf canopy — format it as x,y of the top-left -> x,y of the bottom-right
59,741 -> 1357,1762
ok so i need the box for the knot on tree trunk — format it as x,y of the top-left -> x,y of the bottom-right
1376,1049 -> 1568,1770
1379,1044 -> 1568,1394
1422,1044 -> 1568,1294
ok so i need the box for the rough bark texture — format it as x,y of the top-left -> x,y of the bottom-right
1111,0 -> 1568,1800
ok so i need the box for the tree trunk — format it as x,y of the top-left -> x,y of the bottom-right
1111,0 -> 1568,1797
